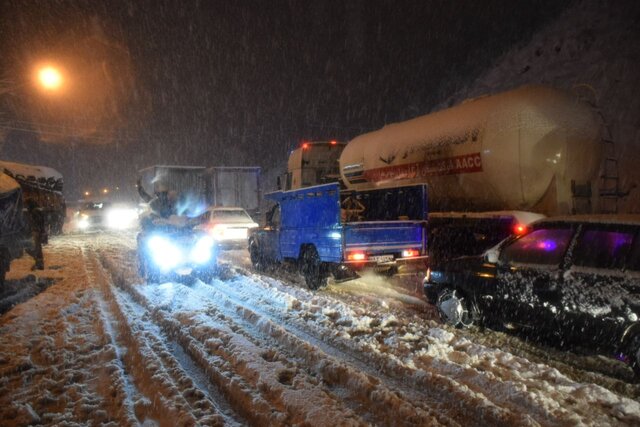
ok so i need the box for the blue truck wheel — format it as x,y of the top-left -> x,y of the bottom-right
301,246 -> 328,290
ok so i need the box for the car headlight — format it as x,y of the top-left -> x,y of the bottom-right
190,235 -> 215,264
148,235 -> 183,269
78,214 -> 90,229
107,208 -> 138,229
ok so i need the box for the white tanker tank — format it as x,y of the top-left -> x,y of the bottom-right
340,85 -> 603,215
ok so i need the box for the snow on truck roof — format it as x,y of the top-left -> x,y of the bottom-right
345,84 -> 596,155
0,173 -> 21,195
139,165 -> 207,173
0,160 -> 63,181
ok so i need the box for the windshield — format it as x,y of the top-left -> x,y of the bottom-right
211,209 -> 252,222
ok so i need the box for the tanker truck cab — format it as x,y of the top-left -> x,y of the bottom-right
278,140 -> 347,191
248,183 -> 428,289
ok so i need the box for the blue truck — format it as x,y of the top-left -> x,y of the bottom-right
248,183 -> 428,289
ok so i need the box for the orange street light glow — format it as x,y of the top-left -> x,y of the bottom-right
38,66 -> 63,90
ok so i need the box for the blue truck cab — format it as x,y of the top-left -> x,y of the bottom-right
248,183 -> 428,289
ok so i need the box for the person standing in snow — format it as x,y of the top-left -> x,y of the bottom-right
25,199 -> 46,270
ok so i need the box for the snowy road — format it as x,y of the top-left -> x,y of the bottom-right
1,233 -> 640,426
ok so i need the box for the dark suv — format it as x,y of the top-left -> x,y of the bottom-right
423,215 -> 640,373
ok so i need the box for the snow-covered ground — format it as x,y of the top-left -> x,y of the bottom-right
1,231 -> 639,426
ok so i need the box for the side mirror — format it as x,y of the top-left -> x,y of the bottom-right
485,247 -> 500,264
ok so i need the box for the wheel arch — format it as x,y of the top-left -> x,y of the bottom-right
621,322 -> 640,348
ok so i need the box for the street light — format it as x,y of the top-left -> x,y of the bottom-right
37,66 -> 63,91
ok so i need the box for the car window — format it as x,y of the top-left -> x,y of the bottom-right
212,210 -> 251,221
428,217 -> 514,260
572,228 -> 634,269
266,204 -> 280,227
500,227 -> 573,266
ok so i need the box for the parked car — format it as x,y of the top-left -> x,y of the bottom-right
423,215 -> 640,374
198,207 -> 258,249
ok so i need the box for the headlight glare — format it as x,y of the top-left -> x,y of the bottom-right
191,235 -> 215,264
148,236 -> 182,269
107,208 -> 138,229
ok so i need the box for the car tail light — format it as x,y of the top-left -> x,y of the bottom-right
402,249 -> 420,258
513,224 -> 528,235
347,251 -> 367,261
330,140 -> 337,145
302,142 -> 309,149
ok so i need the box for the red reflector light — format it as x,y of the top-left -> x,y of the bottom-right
347,252 -> 366,261
330,140 -> 337,145
513,224 -> 527,235
302,142 -> 309,149
402,249 -> 420,258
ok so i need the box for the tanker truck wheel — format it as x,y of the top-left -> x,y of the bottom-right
301,246 -> 328,290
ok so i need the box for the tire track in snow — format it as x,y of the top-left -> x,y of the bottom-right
1,241 -> 136,426
97,234 -> 640,426
100,246 -> 517,426
218,269 -> 640,426
202,274 -> 537,427
186,280 -> 444,426
95,254 -> 247,426
82,247 -> 225,426
101,253 -> 373,426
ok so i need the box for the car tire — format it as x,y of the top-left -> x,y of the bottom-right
626,334 -> 640,378
249,240 -> 268,272
436,288 -> 475,328
302,246 -> 328,290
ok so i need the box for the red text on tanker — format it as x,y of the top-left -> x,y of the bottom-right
363,152 -> 482,182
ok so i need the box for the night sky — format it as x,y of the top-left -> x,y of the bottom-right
0,0 -> 570,199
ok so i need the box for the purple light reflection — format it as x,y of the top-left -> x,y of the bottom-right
537,240 -> 558,251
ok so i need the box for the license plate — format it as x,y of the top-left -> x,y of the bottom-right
370,254 -> 393,263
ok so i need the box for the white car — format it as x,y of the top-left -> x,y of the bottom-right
199,207 -> 258,249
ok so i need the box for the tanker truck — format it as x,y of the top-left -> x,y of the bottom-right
340,84 -> 621,215
283,85 -> 638,262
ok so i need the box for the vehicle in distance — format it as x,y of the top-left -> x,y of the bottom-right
423,215 -> 640,374
198,206 -> 258,249
74,201 -> 138,231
